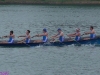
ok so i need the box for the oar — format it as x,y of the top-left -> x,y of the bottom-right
73,40 -> 81,46
81,34 -> 85,36
31,31 -> 40,38
23,42 -> 32,47
31,35 -> 39,38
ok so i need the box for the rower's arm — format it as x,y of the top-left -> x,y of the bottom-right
52,34 -> 59,38
18,35 -> 26,38
56,33 -> 63,38
10,35 -> 15,38
27,35 -> 30,38
67,33 -> 76,37
38,34 -> 44,36
84,31 -> 94,35
75,33 -> 80,36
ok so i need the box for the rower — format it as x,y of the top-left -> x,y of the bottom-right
33,29 -> 48,43
84,26 -> 96,39
67,28 -> 81,41
1,31 -> 15,43
18,30 -> 31,43
51,28 -> 65,42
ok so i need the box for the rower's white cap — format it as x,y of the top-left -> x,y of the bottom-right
76,28 -> 80,31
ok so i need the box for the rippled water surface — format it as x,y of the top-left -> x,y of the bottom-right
0,5 -> 100,75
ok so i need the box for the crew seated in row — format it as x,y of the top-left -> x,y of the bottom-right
67,26 -> 96,41
0,26 -> 96,44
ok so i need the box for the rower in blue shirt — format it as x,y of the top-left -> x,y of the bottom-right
1,31 -> 15,43
67,28 -> 81,41
84,26 -> 96,39
51,28 -> 65,42
18,30 -> 31,43
33,29 -> 48,43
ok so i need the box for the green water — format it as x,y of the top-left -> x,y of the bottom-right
0,5 -> 100,75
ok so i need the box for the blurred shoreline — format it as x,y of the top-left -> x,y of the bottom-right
0,1 -> 100,5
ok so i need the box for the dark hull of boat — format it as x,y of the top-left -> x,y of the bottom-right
51,38 -> 100,46
0,37 -> 100,47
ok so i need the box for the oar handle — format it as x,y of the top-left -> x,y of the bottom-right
81,34 -> 85,36
2,36 -> 7,38
31,36 -> 35,38
31,34 -> 40,38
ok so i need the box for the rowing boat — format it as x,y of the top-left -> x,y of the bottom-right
0,35 -> 100,47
